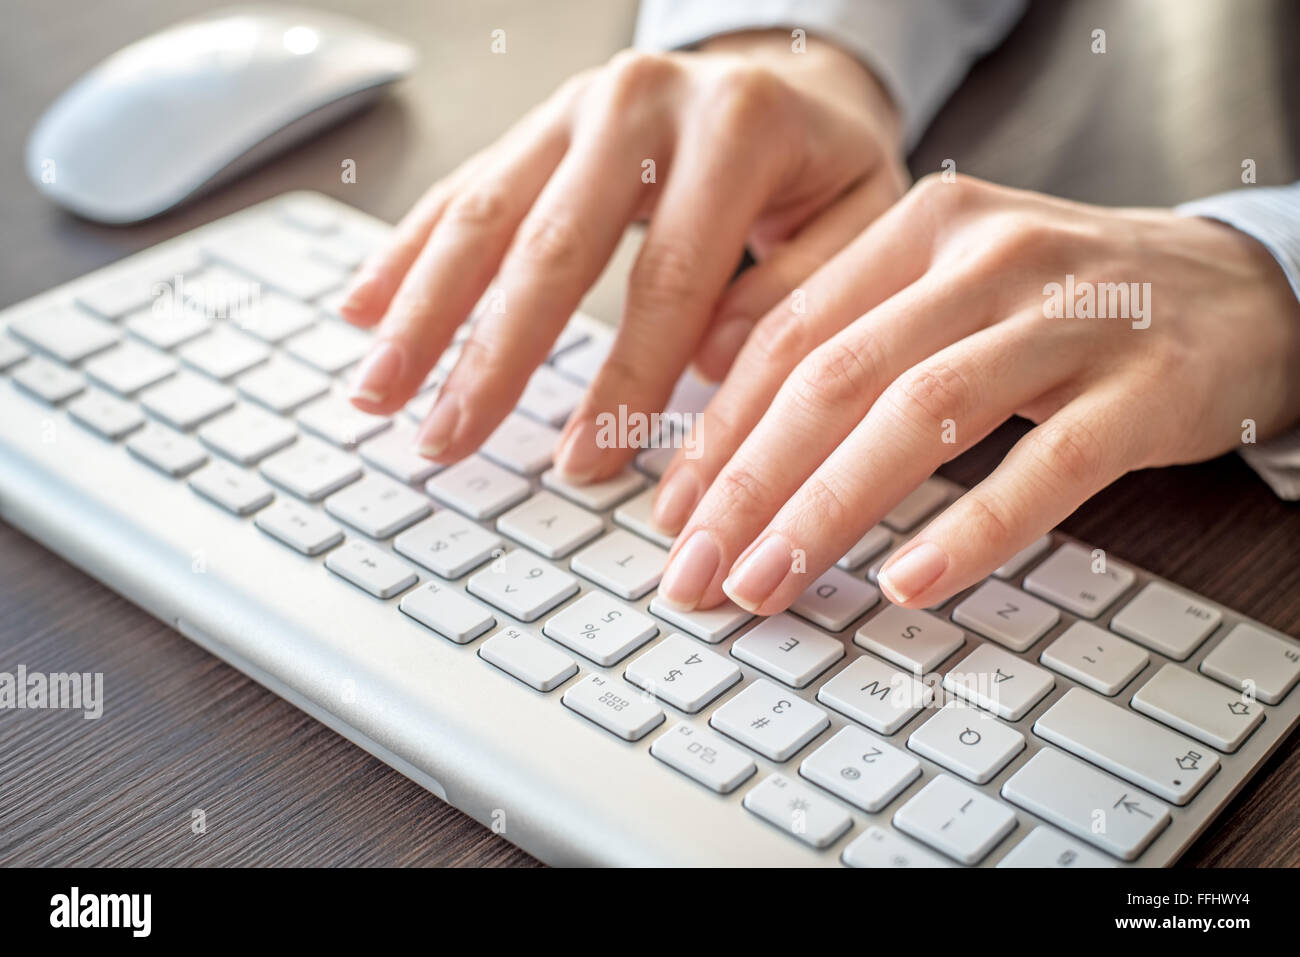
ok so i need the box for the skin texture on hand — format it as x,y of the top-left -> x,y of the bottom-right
653,175 -> 1300,616
339,31 -> 908,484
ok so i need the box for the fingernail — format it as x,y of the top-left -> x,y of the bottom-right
556,420 -> 603,483
416,392 -> 461,459
722,534 -> 795,612
658,530 -> 722,610
879,542 -> 948,604
340,270 -> 382,319
348,339 -> 405,405
652,469 -> 699,534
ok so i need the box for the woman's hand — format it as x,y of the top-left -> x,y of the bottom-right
654,175 -> 1300,615
340,31 -> 908,480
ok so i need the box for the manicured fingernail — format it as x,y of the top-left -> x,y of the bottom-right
652,469 -> 699,534
349,339 -> 405,405
340,270 -> 383,319
879,542 -> 948,604
556,420 -> 602,483
416,392 -> 461,459
658,530 -> 722,610
722,534 -> 795,612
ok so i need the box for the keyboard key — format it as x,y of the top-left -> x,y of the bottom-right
9,304 -> 119,363
480,412 -> 560,475
1039,620 -> 1149,696
651,722 -> 755,793
569,528 -> 667,599
882,479 -> 947,532
83,341 -> 177,396
816,654 -> 929,734
952,580 -> 1059,652
634,446 -> 674,479
546,323 -> 587,360
188,460 -> 275,515
541,466 -> 645,512
942,643 -> 1054,720
1034,687 -> 1219,805
1001,748 -> 1169,861
517,365 -> 584,426
427,455 -> 530,520
837,524 -> 893,570
497,491 -> 603,559
399,580 -> 495,644
297,395 -> 391,449
1022,542 -> 1135,618
139,371 -> 235,430
74,248 -> 202,319
394,511 -> 502,579
11,355 -> 84,404
907,702 -> 1024,784
854,604 -> 965,673
992,535 -> 1052,579
731,614 -> 844,688
800,725 -> 921,812
231,291 -> 318,343
207,224 -> 343,301
562,673 -> 664,741
842,825 -> 952,868
197,404 -> 297,465
1131,663 -> 1264,753
259,436 -> 362,500
996,825 -> 1116,868
543,591 -> 658,666
255,499 -> 344,555
0,336 -> 28,371
324,473 -> 431,538
403,387 -> 440,423
625,633 -> 740,712
284,320 -> 369,373
648,595 -> 752,644
359,423 -> 443,484
1110,582 -> 1222,660
124,303 -> 212,349
125,422 -> 208,476
480,625 -> 578,692
178,327 -> 270,380
710,678 -> 829,761
612,487 -> 674,548
743,773 -> 852,849
1200,622 -> 1300,705
466,549 -> 579,621
236,357 -> 330,413
553,335 -> 611,384
893,773 -> 1017,865
66,389 -> 145,439
325,539 -> 418,598
790,566 -> 880,631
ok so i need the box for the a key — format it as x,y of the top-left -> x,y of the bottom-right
124,303 -> 212,350
517,365 -> 584,427
324,473 -> 431,538
992,535 -> 1052,580
816,654 -> 929,734
479,412 -> 560,476
74,248 -> 202,319
479,625 -> 578,692
1034,687 -> 1219,805
612,487 -> 675,548
139,371 -> 235,430
744,773 -> 853,849
562,673 -> 665,741
625,633 -> 740,712
9,304 -> 119,364
359,423 -> 443,484
280,197 -> 340,234
66,389 -> 145,440
403,387 -> 440,423
236,356 -> 330,413
1001,748 -> 1170,861
731,614 -> 844,688
893,773 -> 1017,865
882,479 -> 947,532
125,423 -> 208,477
842,825 -> 952,868
497,491 -> 603,559
178,327 -> 270,380
83,341 -> 177,396
942,643 -> 1055,720
296,395 -> 391,449
1022,542 -> 1135,618
634,447 -> 674,479
907,702 -> 1025,784
837,524 -> 893,570
952,580 -> 1059,652
325,539 -> 418,598
284,320 -> 369,373
801,725 -> 921,812
399,580 -> 495,644
197,404 -> 297,465
12,355 -> 85,404
206,224 -> 343,301
255,499 -> 344,555
426,455 -> 530,520
1131,663 -> 1264,753
1109,582 -> 1222,660
543,591 -> 658,666
231,291 -> 318,343
1039,620 -> 1149,696
540,466 -> 645,512
1200,622 -> 1300,705
569,528 -> 667,599
710,678 -> 829,761
855,604 -> 965,673
259,436 -> 363,500
546,323 -> 587,360
996,826 -> 1116,868
552,335 -> 611,384
790,566 -> 880,631
188,460 -> 275,515
0,337 -> 28,371
393,511 -> 503,579
650,722 -> 755,794
466,549 -> 579,621
648,595 -> 752,644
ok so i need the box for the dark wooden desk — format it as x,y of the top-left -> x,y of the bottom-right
1,0 -> 1297,867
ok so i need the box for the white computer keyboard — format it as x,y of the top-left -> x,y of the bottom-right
1,191 -> 1298,867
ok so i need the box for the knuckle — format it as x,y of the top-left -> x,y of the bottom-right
959,491 -> 1017,548
444,186 -> 511,231
629,239 -> 705,310
887,360 -> 974,431
509,213 -> 587,275
800,473 -> 853,531
603,50 -> 680,105
1031,418 -> 1105,487
791,336 -> 884,414
713,463 -> 776,520
744,306 -> 810,367
708,64 -> 788,133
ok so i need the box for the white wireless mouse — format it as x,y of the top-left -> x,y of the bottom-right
26,5 -> 417,224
